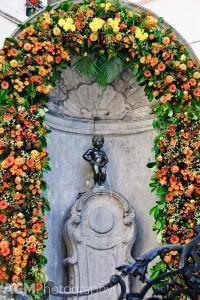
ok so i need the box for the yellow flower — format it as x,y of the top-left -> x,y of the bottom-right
146,16 -> 158,27
105,2 -> 112,11
115,33 -> 122,41
58,18 -> 76,32
42,12 -> 52,24
58,18 -> 65,27
63,17 -> 76,32
135,28 -> 148,41
89,18 -> 105,32
180,54 -> 186,61
107,18 -> 120,33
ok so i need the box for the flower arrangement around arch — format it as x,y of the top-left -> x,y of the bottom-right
0,0 -> 199,298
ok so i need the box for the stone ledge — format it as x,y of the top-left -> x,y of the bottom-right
46,113 -> 154,135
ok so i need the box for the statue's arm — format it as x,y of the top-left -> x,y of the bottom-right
105,154 -> 109,164
102,152 -> 109,166
83,149 -> 93,162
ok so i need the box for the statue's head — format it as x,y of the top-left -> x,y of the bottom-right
92,135 -> 104,149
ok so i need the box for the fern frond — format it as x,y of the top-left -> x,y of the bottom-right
96,56 -> 125,86
74,56 -> 98,80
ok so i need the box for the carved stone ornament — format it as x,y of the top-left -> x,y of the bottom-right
47,67 -> 154,135
63,189 -> 136,299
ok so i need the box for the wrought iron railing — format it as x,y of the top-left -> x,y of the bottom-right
45,226 -> 200,299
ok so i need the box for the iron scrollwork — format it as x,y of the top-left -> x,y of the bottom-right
45,226 -> 200,299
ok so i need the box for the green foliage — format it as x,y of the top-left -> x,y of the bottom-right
59,0 -> 73,11
146,162 -> 156,168
74,55 -> 98,80
96,56 -> 125,86
74,55 -> 125,86
150,261 -> 167,279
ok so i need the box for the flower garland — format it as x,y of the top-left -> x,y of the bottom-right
0,0 -> 199,298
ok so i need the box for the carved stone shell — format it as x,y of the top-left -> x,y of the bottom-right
63,83 -> 127,120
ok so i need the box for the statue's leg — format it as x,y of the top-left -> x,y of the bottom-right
93,165 -> 99,186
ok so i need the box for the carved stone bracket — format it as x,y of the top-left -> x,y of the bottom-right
63,189 -> 136,299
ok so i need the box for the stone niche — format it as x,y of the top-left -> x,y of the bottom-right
45,65 -> 158,300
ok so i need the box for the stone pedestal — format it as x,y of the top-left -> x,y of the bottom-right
63,189 -> 136,299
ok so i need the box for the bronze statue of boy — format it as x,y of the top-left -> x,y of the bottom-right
83,135 -> 108,187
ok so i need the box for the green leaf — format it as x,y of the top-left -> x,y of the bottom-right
39,255 -> 48,265
158,17 -> 164,25
146,162 -> 156,168
96,56 -> 125,86
59,0 -> 73,11
42,197 -> 51,212
41,181 -> 47,192
45,5 -> 52,11
74,56 -> 98,80
2,62 -> 9,74
156,185 -> 167,197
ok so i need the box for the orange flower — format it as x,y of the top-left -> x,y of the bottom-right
144,70 -> 151,77
15,157 -> 25,167
33,223 -> 41,233
1,247 -> 10,256
162,36 -> 170,45
33,208 -> 41,216
1,81 -> 9,89
0,127 -> 5,134
170,235 -> 180,244
38,67 -> 47,77
10,60 -> 18,68
24,43 -> 32,51
0,240 -> 9,249
193,88 -> 200,97
164,255 -> 172,263
90,32 -> 98,41
0,200 -> 8,210
172,224 -> 179,231
171,165 -> 179,173
0,214 -> 7,223
165,75 -> 174,84
1,156 -> 14,168
8,48 -> 18,57
36,281 -> 43,291
53,27 -> 61,36
3,114 -> 12,122
36,56 -> 43,65
29,235 -> 36,243
166,193 -> 173,201
26,158 -> 35,168
17,97 -> 25,104
189,78 -> 196,86
157,62 -> 166,72
61,51 -> 70,61
169,84 -> 176,93
11,274 -> 19,282
17,237 -> 25,245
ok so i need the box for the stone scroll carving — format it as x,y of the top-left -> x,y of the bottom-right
63,189 -> 136,299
